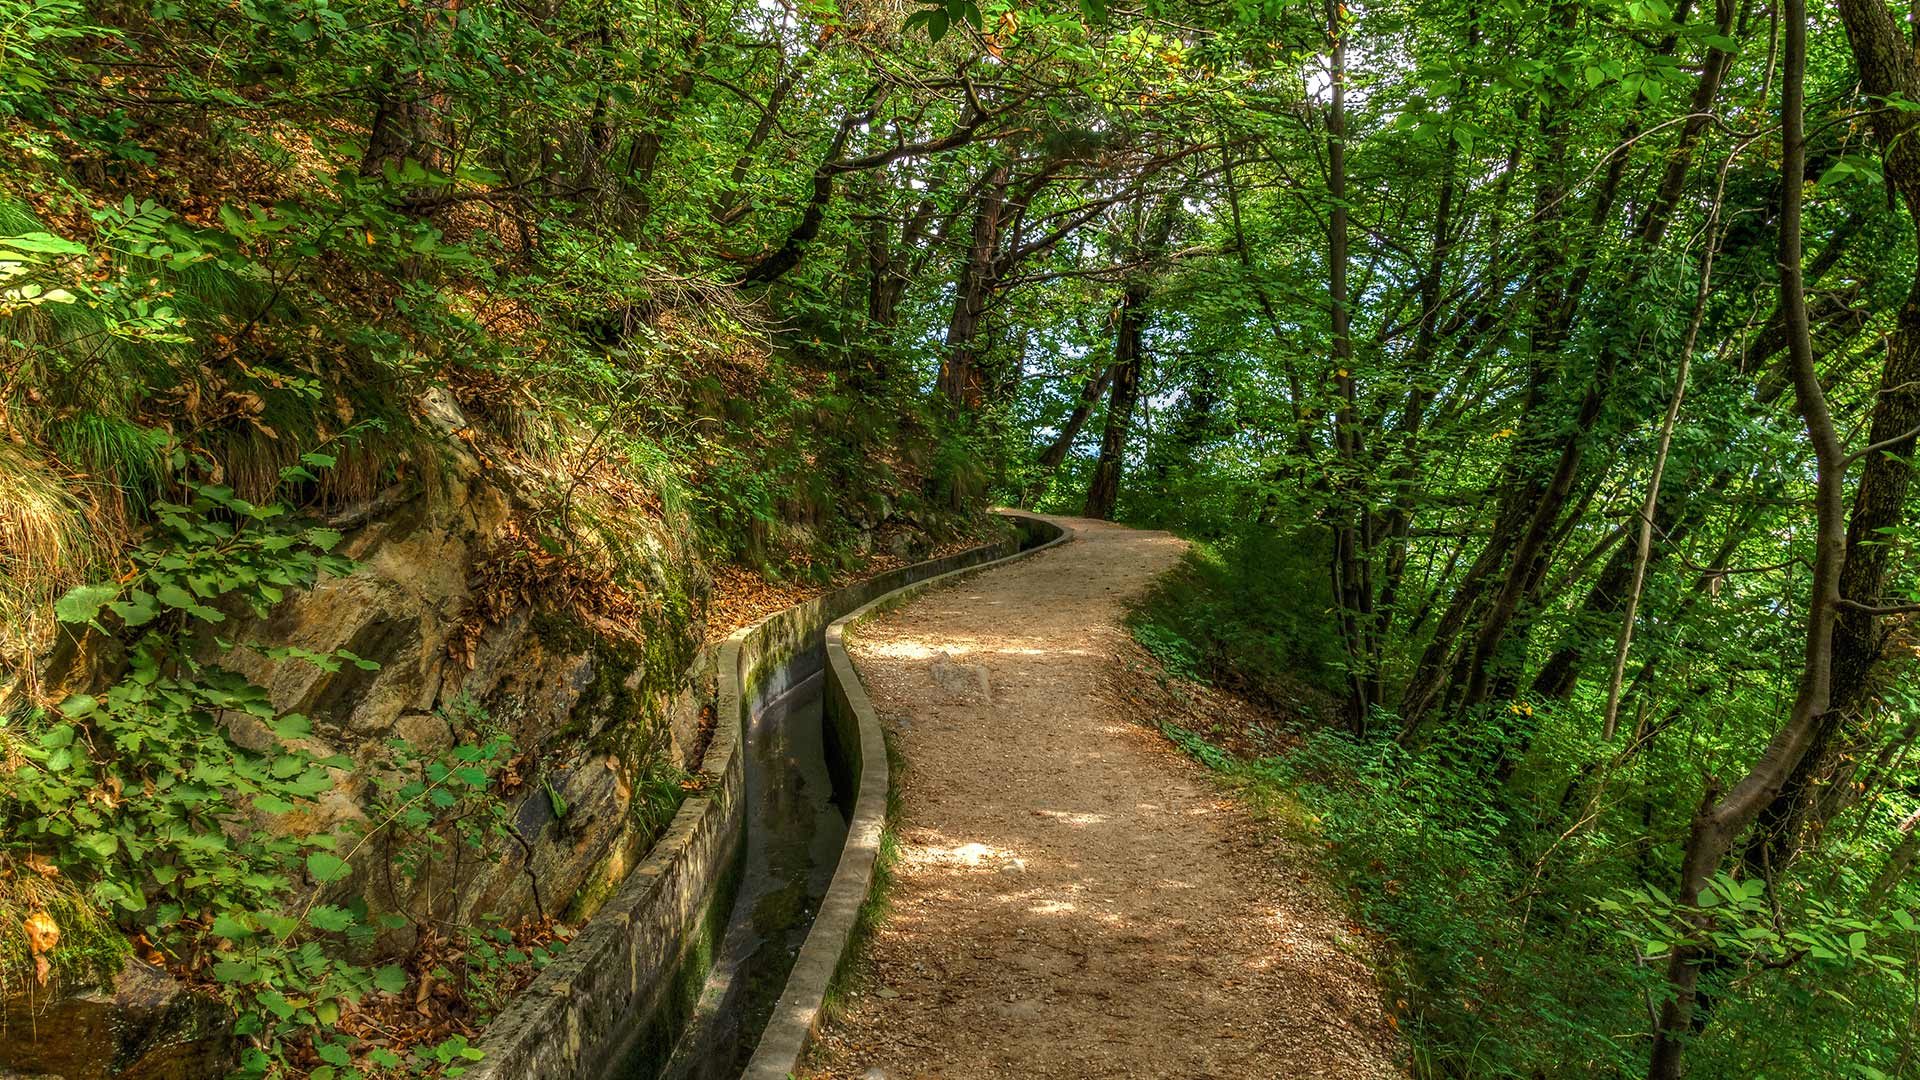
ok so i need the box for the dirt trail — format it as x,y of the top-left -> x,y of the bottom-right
805,516 -> 1401,1079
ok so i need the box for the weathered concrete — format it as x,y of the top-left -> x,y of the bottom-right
740,511 -> 1069,1080
466,514 -> 1057,1080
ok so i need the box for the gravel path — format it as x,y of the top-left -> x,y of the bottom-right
804,516 -> 1403,1079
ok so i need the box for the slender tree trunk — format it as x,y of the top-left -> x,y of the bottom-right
1083,294 -> 1146,520
1083,196 -> 1178,519
1748,0 -> 1920,874
1399,2 -> 1584,727
1374,144 -> 1459,657
1409,2 -> 1737,724
1321,0 -> 1376,733
939,165 -> 1012,408
1647,8 -> 1846,1070
1035,366 -> 1115,472
1602,165 -> 1728,738
739,109 -> 864,286
365,79 -> 433,174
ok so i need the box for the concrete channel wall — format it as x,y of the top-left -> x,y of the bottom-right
742,512 -> 1069,1080
469,511 -> 1065,1080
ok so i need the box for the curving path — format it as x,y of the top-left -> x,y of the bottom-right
805,516 -> 1401,1079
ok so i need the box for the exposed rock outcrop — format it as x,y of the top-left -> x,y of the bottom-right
4,387 -> 716,1073
0,960 -> 232,1080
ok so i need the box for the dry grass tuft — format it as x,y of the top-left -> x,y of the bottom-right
0,443 -> 105,695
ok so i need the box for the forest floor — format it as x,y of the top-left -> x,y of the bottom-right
803,516 -> 1402,1079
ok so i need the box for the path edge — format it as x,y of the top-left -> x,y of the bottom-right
740,510 -> 1072,1080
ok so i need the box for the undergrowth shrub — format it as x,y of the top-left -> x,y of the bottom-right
1125,524 -> 1347,708
1128,527 -> 1920,1079
1264,729 -> 1653,1078
1,451 -> 543,1078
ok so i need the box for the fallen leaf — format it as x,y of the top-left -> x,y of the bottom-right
24,910 -> 59,986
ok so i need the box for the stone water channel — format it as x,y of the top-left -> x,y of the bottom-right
636,657 -> 848,1080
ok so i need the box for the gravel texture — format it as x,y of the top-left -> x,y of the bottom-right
803,516 -> 1403,1079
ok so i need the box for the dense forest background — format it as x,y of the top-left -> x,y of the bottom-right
2,0 -> 1919,1075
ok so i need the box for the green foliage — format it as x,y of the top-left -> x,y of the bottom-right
12,463 -> 357,920
0,454 -> 534,1078
1130,620 -> 1205,683
1146,710 -> 1920,1080
1263,730 -> 1653,1078
15,0 -> 1919,1071
361,700 -> 516,905
1125,524 -> 1347,707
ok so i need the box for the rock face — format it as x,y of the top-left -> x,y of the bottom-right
210,387 -> 716,931
0,961 -> 232,1080
4,388 -> 717,1075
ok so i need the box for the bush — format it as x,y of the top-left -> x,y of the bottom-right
1126,523 -> 1348,709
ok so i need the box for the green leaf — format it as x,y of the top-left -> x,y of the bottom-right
155,583 -> 195,609
212,959 -> 259,984
108,591 -> 159,627
55,583 -> 122,625
308,905 -> 357,932
76,832 -> 118,858
58,694 -> 98,718
211,913 -> 254,940
306,851 -> 352,883
0,232 -> 87,255
372,965 -> 408,994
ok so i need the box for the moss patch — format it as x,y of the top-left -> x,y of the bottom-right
0,872 -> 131,999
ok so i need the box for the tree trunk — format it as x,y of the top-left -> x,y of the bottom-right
1322,0 -> 1376,733
1036,366 -> 1115,474
1409,1 -> 1736,725
1744,0 -> 1920,876
739,109 -> 863,286
939,165 -> 1012,408
1083,294 -> 1146,521
1647,7 -> 1847,1070
1082,196 -> 1178,519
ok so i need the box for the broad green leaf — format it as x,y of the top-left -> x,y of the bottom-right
372,965 -> 408,993
306,851 -> 352,883
55,584 -> 122,625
